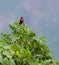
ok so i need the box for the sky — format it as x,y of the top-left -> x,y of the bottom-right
0,0 -> 59,60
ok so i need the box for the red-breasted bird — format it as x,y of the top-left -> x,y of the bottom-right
19,17 -> 24,25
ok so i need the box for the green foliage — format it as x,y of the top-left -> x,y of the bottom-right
55,60 -> 59,65
0,20 -> 57,65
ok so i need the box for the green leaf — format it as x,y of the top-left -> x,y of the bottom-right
3,50 -> 12,58
8,59 -> 16,65
28,58 -> 38,65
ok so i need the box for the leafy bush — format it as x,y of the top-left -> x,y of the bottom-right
0,20 -> 57,65
55,60 -> 59,65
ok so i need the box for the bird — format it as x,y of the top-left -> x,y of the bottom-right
19,17 -> 24,25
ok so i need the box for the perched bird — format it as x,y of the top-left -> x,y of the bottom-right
19,17 -> 24,25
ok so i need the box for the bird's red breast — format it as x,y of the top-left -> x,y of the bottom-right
20,17 -> 24,23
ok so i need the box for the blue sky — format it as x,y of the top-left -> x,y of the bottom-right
0,0 -> 59,60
